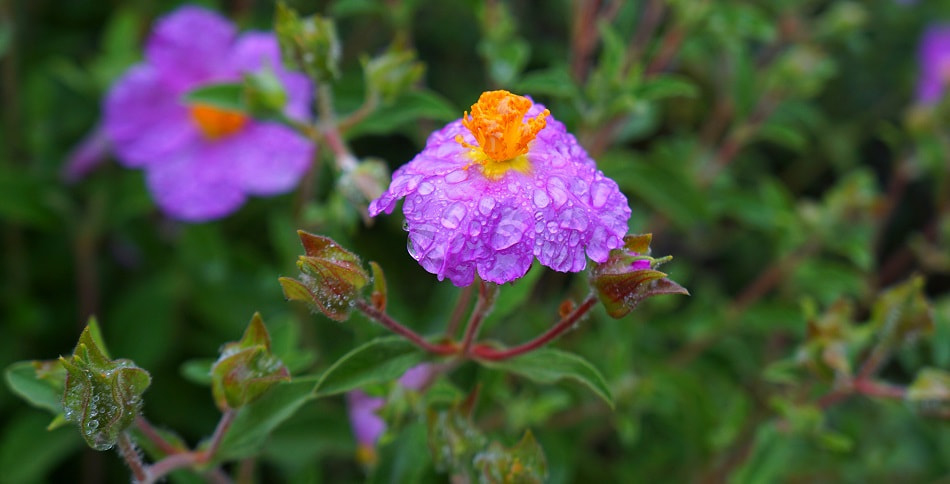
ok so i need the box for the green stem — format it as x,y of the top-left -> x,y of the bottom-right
472,295 -> 598,361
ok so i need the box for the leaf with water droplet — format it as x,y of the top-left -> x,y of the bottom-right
60,318 -> 151,451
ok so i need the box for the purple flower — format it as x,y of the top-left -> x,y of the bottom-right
346,390 -> 386,463
346,364 -> 436,465
104,6 -> 314,221
917,25 -> 950,105
369,90 -> 630,286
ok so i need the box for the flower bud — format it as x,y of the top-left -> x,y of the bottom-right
210,313 -> 290,410
60,318 -> 151,451
589,234 -> 688,318
280,231 -> 370,321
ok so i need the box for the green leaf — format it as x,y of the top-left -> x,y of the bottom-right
637,75 -> 698,101
483,262 -> 543,331
282,232 -> 370,322
514,66 -> 578,99
211,313 -> 290,410
0,411 -> 83,484
480,349 -> 614,408
183,83 -> 245,112
347,90 -> 457,137
474,430 -> 548,484
314,336 -> 426,397
216,376 -> 319,460
5,360 -> 65,415
180,358 -> 214,386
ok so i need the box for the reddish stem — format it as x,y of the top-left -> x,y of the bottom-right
355,299 -> 458,355
460,280 -> 497,356
135,416 -> 180,456
472,295 -> 598,361
117,432 -> 147,483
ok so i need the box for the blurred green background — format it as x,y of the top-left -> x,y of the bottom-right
1,0 -> 949,482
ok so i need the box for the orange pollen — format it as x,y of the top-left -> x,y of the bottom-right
455,90 -> 549,162
189,104 -> 248,140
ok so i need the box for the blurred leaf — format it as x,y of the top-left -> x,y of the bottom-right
637,75 -> 698,101
5,360 -> 64,415
347,90 -> 457,137
514,66 -> 578,98
180,358 -> 214,386
0,411 -> 82,483
216,376 -> 319,460
906,367 -> 950,416
314,336 -> 426,397
482,262 -> 542,331
183,83 -> 246,112
480,349 -> 613,408
0,166 -> 60,228
370,420 -> 434,484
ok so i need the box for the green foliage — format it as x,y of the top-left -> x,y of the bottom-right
3,0 -> 950,482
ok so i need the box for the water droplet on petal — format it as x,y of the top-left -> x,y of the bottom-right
591,181 -> 611,208
559,207 -> 589,231
468,221 -> 482,236
491,215 -> 528,250
547,176 -> 569,207
441,202 -> 467,229
445,170 -> 468,184
533,189 -> 551,209
417,181 -> 435,195
478,197 -> 496,215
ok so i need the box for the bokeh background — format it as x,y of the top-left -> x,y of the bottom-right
1,0 -> 949,482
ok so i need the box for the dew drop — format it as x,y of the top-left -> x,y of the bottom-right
468,221 -> 482,237
491,219 -> 528,250
441,202 -> 467,229
445,170 -> 469,184
478,197 -> 496,215
547,176 -> 569,207
591,181 -> 611,208
533,189 -> 551,209
418,181 -> 435,195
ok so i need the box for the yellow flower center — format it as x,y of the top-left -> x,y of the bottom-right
189,104 -> 248,140
455,90 -> 549,180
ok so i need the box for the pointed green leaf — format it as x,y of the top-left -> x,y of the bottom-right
5,360 -> 65,415
314,336 -> 426,397
480,349 -> 614,408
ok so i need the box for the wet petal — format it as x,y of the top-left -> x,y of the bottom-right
104,65 -> 198,167
145,143 -> 246,221
219,123 -> 314,195
145,6 -> 236,90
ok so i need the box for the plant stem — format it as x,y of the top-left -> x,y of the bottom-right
459,280 -> 496,357
472,295 -> 598,361
200,409 -> 236,462
143,453 -> 202,484
117,432 -> 148,483
444,284 -> 474,339
354,299 -> 458,355
135,417 -> 180,456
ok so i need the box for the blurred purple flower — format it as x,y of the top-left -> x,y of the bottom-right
369,90 -> 630,286
62,124 -> 110,182
104,6 -> 314,221
345,364 -> 436,464
917,25 -> 950,104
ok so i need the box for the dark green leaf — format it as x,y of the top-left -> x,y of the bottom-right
314,336 -> 426,397
183,83 -> 245,112
481,349 -> 614,408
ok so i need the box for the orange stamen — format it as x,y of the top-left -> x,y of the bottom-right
455,90 -> 548,179
189,104 -> 248,140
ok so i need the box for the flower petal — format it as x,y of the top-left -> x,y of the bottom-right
103,65 -> 198,168
145,6 -> 237,90
145,144 -> 246,221
217,123 -> 314,195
